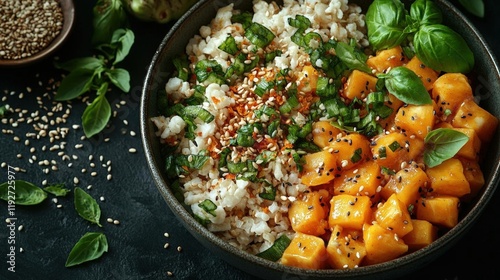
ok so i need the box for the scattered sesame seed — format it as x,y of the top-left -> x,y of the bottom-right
164,232 -> 170,238
75,144 -> 83,149
52,198 -> 58,204
73,177 -> 79,184
87,185 -> 92,190
167,271 -> 173,277
57,204 -> 63,209
107,218 -> 113,223
91,172 -> 97,177
100,196 -> 105,201
177,246 -> 182,252
128,148 -> 137,153
130,131 -> 136,136
113,220 -> 120,225
107,174 -> 112,181
18,225 -> 24,231
164,243 -> 170,249
19,248 -> 24,253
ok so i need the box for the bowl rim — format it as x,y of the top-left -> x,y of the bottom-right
140,0 -> 500,278
0,0 -> 75,67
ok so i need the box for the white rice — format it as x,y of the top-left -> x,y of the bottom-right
152,0 -> 367,254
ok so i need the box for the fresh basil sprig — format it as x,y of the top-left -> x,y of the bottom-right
65,232 -> 109,267
423,128 -> 469,168
458,0 -> 484,18
0,180 -> 47,205
380,66 -> 432,105
334,41 -> 372,74
366,0 -> 474,73
74,187 -> 103,227
55,0 -> 134,138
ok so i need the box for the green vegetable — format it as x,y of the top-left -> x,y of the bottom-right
414,24 -> 474,73
65,232 -> 108,267
55,0 -> 134,138
44,183 -> 71,197
81,84 -> 112,138
218,35 -> 239,55
231,11 -> 253,29
334,41 -> 371,74
0,180 -> 47,205
256,234 -> 291,261
351,148 -> 363,163
259,185 -> 276,201
124,0 -> 198,23
165,153 -> 210,178
93,0 -> 128,46
423,128 -> 469,168
366,0 -> 408,50
458,0 -> 484,18
245,22 -> 276,48
74,187 -> 102,227
0,104 -> 10,118
366,0 -> 475,74
172,55 -> 190,81
198,199 -> 217,217
409,0 -> 442,26
381,66 -> 432,105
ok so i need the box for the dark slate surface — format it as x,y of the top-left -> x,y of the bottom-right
0,0 -> 499,279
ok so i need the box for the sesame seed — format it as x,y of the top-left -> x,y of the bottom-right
129,148 -> 137,153
130,131 -> 136,136
164,243 -> 170,249
73,177 -> 79,184
107,174 -> 112,181
87,185 -> 92,190
107,218 -> 113,223
164,232 -> 170,238
57,204 -> 63,209
52,198 -> 58,204
100,196 -> 105,201
167,271 -> 173,277
19,248 -> 24,253
18,225 -> 24,231
113,220 -> 120,225
177,246 -> 182,252
91,172 -> 97,177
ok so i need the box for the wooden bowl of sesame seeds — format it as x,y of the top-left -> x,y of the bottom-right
0,0 -> 75,67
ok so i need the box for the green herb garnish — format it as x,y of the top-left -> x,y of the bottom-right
0,180 -> 47,205
74,187 -> 102,227
44,183 -> 71,197
423,128 -> 469,168
256,234 -> 291,261
65,232 -> 108,267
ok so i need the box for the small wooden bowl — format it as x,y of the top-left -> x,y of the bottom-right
0,0 -> 75,67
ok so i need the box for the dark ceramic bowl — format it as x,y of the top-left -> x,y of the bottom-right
0,0 -> 75,67
140,0 -> 500,279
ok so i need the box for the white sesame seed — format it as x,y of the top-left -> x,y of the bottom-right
88,155 -> 93,161
73,177 -> 79,184
164,243 -> 170,249
128,148 -> 137,153
13,136 -> 20,142
42,180 -> 47,186
99,155 -> 104,162
52,198 -> 58,204
90,162 -> 96,168
107,174 -> 112,181
1,162 -> 6,168
91,172 -> 97,177
19,248 -> 24,253
6,218 -> 11,223
123,120 -> 128,125
24,139 -> 30,146
113,220 -> 120,225
72,124 -> 80,129
107,218 -> 113,223
30,147 -> 36,153
87,185 -> 92,190
16,154 -> 22,159
18,225 -> 24,231
57,204 -> 63,209
100,196 -> 105,201
164,232 -> 170,238
75,144 -> 83,149
68,163 -> 73,167
177,246 -> 182,252
130,131 -> 136,136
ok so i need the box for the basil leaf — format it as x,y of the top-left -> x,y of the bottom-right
82,86 -> 111,138
382,66 -> 432,105
458,0 -> 484,18
366,0 -> 409,50
54,57 -> 105,72
106,68 -> 130,92
111,28 -> 135,64
92,0 -> 128,46
256,234 -> 291,261
44,183 -> 70,197
334,41 -> 371,73
55,68 -> 101,101
410,0 -> 442,26
74,187 -> 102,227
0,180 -> 47,205
414,24 -> 474,73
424,128 -> 469,168
65,232 -> 108,267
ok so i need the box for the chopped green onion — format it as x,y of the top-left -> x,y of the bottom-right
256,234 -> 291,261
183,106 -> 214,123
381,166 -> 396,175
245,22 -> 275,48
254,79 -> 274,97
316,77 -> 338,99
351,148 -> 363,163
259,185 -> 276,201
265,50 -> 282,64
288,14 -> 311,30
231,11 -> 253,29
218,35 -> 239,55
165,154 -> 210,178
292,152 -> 304,172
194,60 -> 225,83
268,119 -> 280,138
172,56 -> 190,81
388,141 -> 401,152
255,151 -> 277,164
198,199 -> 217,217
378,146 -> 387,159
184,85 -> 207,105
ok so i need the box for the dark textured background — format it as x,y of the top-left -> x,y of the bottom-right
0,0 -> 499,279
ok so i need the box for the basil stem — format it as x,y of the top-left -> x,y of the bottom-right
256,234 -> 291,261
414,24 -> 474,73
65,232 -> 108,267
381,67 -> 432,105
0,180 -> 47,205
424,128 -> 469,168
74,187 -> 102,227
366,0 -> 409,50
